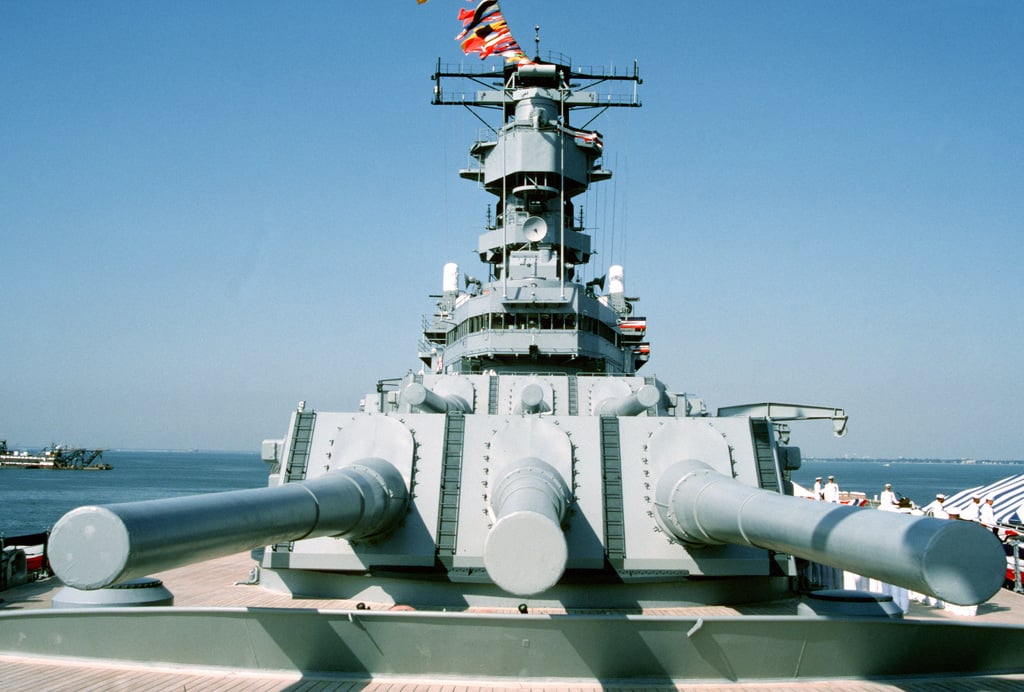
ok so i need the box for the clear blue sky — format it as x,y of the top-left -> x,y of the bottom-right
2,1 -> 1021,459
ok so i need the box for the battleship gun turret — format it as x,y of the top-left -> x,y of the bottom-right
46,57 -> 1005,611
49,442 -> 1005,606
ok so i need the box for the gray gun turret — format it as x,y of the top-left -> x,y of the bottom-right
48,394 -> 1004,606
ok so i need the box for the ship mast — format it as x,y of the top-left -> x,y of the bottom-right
423,57 -> 645,376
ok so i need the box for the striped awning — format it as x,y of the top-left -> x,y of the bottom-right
922,474 -> 1024,524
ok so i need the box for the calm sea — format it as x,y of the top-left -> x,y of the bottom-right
2,450 -> 1023,538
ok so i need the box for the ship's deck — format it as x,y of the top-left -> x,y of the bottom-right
2,551 -> 1024,690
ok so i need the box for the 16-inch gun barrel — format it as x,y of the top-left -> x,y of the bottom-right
483,457 -> 572,596
595,384 -> 660,416
655,460 -> 1005,605
48,459 -> 409,590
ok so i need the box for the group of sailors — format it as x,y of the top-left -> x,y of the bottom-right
810,475 -> 1007,530
880,484 -> 1000,526
810,475 -> 1002,527
878,484 -> 1001,528
930,492 -> 998,526
811,475 -> 841,502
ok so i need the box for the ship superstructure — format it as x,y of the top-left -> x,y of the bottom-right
421,58 -> 647,377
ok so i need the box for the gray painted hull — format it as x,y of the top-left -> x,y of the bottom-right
2,607 -> 1023,683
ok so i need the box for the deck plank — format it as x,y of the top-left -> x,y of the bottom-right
2,657 -> 1024,692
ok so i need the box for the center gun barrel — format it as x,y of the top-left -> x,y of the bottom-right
595,384 -> 660,416
656,460 -> 1006,605
48,459 -> 409,591
483,457 -> 572,596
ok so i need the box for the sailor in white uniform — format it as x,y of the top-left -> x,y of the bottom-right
979,496 -> 997,526
962,495 -> 982,522
813,476 -> 823,500
879,483 -> 898,511
931,493 -> 949,519
823,475 -> 840,503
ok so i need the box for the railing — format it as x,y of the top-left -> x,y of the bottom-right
435,91 -> 640,108
433,55 -> 641,80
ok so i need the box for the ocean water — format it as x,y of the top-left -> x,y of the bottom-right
0,450 -> 268,537
2,450 -> 1023,538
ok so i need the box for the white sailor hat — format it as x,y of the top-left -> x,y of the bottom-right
936,493 -> 946,500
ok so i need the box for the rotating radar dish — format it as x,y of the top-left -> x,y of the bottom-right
522,216 -> 548,242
